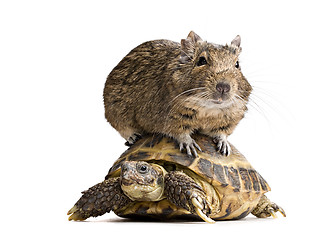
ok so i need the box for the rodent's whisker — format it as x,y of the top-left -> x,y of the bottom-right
170,87 -> 207,104
167,89 -> 204,117
234,94 -> 246,103
249,94 -> 280,119
234,93 -> 261,114
193,91 -> 210,100
233,94 -> 249,110
239,94 -> 271,123
167,91 -> 209,120
251,86 -> 280,100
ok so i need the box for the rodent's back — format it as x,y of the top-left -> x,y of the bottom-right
105,40 -> 180,86
103,40 -> 181,133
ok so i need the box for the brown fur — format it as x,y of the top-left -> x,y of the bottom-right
103,31 -> 252,155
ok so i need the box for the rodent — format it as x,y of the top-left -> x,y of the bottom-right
103,31 -> 252,157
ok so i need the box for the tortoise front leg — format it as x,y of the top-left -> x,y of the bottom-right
67,177 -> 131,221
252,195 -> 286,218
164,171 -> 214,223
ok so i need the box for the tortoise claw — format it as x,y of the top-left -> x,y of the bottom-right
191,198 -> 215,224
67,205 -> 89,221
67,205 -> 78,216
268,208 -> 277,218
278,208 -> 286,217
272,203 -> 286,217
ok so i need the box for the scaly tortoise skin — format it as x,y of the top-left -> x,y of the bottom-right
68,134 -> 285,222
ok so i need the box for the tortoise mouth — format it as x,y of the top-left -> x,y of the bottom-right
121,178 -> 134,186
121,179 -> 165,201
121,173 -> 155,186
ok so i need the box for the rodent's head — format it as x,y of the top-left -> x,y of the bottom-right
173,31 -> 252,110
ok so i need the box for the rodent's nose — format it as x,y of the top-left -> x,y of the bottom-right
216,82 -> 231,94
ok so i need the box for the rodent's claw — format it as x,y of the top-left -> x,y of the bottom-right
218,141 -> 231,156
179,139 -> 201,158
125,133 -> 142,146
213,135 -> 231,156
194,141 -> 202,151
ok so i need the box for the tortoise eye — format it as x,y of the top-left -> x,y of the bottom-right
197,56 -> 207,66
138,165 -> 149,174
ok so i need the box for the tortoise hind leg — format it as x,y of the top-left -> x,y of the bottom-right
67,177 -> 131,221
164,171 -> 214,223
252,195 -> 286,218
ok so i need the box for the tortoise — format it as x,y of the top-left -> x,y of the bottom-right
67,134 -> 285,223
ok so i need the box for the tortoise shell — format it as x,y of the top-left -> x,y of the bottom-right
106,134 -> 270,220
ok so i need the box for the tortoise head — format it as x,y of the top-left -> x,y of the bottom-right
120,161 -> 166,201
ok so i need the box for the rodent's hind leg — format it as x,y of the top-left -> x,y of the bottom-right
175,133 -> 202,157
125,133 -> 143,146
213,134 -> 231,156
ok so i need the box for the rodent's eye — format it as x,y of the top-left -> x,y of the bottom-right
138,165 -> 149,174
235,61 -> 240,69
197,56 -> 207,66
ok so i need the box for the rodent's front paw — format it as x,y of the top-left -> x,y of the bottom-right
176,135 -> 202,157
213,135 -> 231,156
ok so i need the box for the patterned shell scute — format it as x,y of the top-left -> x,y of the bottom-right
194,154 -> 270,193
106,134 -> 270,194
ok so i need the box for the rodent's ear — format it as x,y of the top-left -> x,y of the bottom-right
231,35 -> 241,48
180,31 -> 203,63
187,31 -> 203,43
180,39 -> 195,63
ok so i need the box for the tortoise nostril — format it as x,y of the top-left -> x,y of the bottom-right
121,163 -> 128,172
216,83 -> 230,94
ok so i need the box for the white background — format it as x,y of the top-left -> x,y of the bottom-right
1,0 -> 327,239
